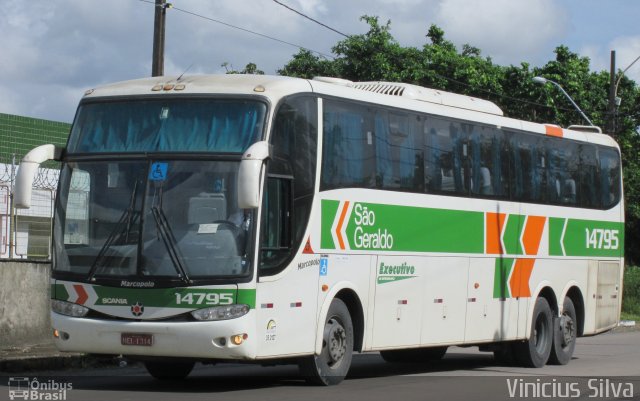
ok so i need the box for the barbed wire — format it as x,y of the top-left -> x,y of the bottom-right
0,161 -> 60,190
34,168 -> 60,190
0,163 -> 13,184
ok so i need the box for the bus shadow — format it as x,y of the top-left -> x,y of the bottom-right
27,350 -> 523,394
347,351 -> 499,379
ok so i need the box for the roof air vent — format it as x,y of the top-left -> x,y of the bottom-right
352,83 -> 406,96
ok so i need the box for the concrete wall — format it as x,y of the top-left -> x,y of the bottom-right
0,261 -> 51,347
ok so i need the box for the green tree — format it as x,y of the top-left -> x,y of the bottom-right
276,49 -> 337,78
278,16 -> 640,264
222,62 -> 265,75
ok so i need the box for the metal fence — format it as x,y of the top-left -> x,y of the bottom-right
0,157 -> 58,260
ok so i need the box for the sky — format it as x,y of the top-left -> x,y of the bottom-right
1,0 -> 639,123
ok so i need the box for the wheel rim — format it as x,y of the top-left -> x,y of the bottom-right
324,317 -> 347,368
533,313 -> 550,353
560,313 -> 576,348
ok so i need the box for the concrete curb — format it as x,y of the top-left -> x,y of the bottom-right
0,337 -> 134,373
0,353 -> 92,373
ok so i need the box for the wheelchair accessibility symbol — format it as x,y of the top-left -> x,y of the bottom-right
149,162 -> 168,181
319,257 -> 328,276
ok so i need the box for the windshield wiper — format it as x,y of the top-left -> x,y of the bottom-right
151,206 -> 191,284
87,181 -> 140,282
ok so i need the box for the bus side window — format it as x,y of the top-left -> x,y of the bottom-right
510,132 -> 543,203
578,144 -> 599,208
424,117 -> 455,193
547,146 -> 562,204
322,100 -> 374,190
552,140 -> 579,206
565,142 -> 580,205
478,127 -> 507,197
373,111 -> 423,192
599,148 -> 621,208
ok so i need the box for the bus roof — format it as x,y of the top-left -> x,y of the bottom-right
82,74 -> 618,150
83,74 -> 313,100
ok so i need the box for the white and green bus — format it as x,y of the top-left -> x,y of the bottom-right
15,74 -> 624,385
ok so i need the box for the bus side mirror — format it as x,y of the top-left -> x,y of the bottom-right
238,141 -> 270,209
14,144 -> 63,209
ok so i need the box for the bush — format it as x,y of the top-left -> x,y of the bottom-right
622,266 -> 640,317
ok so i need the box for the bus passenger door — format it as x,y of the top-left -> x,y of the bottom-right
371,256 -> 424,348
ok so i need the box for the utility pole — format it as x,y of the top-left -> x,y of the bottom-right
607,50 -> 616,135
8,153 -> 15,259
152,0 -> 169,77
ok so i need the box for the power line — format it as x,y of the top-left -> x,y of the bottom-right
136,0 -> 591,117
271,0 -> 350,38
137,0 -> 333,59
426,70 -> 587,115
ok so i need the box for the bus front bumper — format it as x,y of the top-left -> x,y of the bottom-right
51,311 -> 257,360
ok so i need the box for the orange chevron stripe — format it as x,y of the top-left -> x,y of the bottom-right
522,216 -> 546,255
486,212 -> 507,254
509,259 -> 535,298
335,201 -> 350,250
545,125 -> 563,137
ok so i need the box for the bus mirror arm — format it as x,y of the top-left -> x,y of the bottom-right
238,141 -> 271,209
13,144 -> 64,209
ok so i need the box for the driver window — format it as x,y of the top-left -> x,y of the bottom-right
259,176 -> 292,272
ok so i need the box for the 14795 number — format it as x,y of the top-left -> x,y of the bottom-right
175,292 -> 234,305
585,228 -> 619,250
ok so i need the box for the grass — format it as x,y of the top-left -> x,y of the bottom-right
620,312 -> 640,322
622,266 -> 640,321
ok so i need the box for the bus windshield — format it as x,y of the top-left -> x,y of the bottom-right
53,159 -> 253,282
67,98 -> 266,154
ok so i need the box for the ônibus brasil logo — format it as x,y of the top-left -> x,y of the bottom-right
328,201 -> 394,251
8,377 -> 72,400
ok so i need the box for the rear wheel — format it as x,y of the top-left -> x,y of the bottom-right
548,297 -> 577,365
380,346 -> 448,363
144,361 -> 195,380
299,298 -> 354,386
514,297 -> 553,368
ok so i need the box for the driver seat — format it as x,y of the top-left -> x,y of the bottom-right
187,193 -> 226,224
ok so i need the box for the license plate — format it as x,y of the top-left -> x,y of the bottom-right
121,333 -> 154,346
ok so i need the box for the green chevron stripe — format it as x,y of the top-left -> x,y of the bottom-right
502,214 -> 526,255
493,258 -> 515,299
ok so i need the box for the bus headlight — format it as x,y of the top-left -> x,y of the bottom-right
51,300 -> 89,317
191,304 -> 250,321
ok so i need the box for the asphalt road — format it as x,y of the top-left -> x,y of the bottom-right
2,329 -> 639,401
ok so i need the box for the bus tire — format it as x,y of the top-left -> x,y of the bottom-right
144,361 -> 195,380
299,298 -> 354,386
380,346 -> 447,363
514,297 -> 553,368
548,297 -> 577,365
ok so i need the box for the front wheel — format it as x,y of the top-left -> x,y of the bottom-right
514,297 -> 553,368
144,360 -> 195,380
299,298 -> 354,385
548,297 -> 577,365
